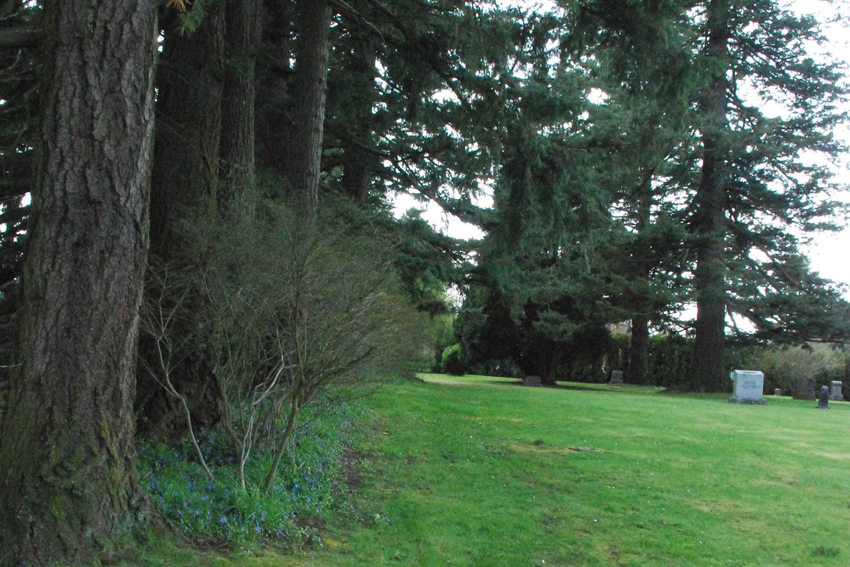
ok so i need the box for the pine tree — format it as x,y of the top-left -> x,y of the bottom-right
0,0 -> 156,562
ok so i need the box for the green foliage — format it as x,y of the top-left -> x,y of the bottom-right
141,198 -> 430,492
138,400 -> 360,549
440,343 -> 464,376
741,343 -> 847,399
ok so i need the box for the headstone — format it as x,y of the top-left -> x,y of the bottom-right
830,381 -> 843,401
729,369 -> 766,405
610,369 -> 624,384
774,388 -> 782,397
817,385 -> 830,409
523,375 -> 541,387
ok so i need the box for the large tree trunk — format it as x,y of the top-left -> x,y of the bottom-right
690,0 -> 730,392
284,0 -> 332,215
340,28 -> 379,203
149,7 -> 224,259
138,7 -> 225,434
0,1 -> 156,564
220,0 -> 262,215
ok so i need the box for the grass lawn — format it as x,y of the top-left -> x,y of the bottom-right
133,374 -> 850,566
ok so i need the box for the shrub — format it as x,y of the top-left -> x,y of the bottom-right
141,199 -> 430,492
441,343 -> 465,375
743,343 -> 845,399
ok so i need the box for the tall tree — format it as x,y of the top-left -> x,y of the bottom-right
149,5 -> 225,259
0,0 -> 156,563
686,0 -> 847,390
220,0 -> 263,214
283,0 -> 332,214
689,0 -> 731,391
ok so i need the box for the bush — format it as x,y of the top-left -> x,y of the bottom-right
441,343 -> 465,375
141,199 -> 430,492
743,343 -> 845,399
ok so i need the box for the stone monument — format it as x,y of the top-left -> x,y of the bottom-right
817,385 -> 830,409
830,381 -> 843,401
610,369 -> 624,384
729,370 -> 766,405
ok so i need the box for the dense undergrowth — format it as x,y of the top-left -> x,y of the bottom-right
136,399 -> 363,551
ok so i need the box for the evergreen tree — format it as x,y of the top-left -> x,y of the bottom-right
0,0 -> 156,562
686,0 -> 848,390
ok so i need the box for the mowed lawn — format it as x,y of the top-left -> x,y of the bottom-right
139,374 -> 850,567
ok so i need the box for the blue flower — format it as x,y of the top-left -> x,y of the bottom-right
219,516 -> 228,525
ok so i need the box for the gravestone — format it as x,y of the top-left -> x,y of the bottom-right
817,385 -> 830,409
729,370 -> 766,405
830,381 -> 843,401
610,369 -> 624,384
523,375 -> 541,387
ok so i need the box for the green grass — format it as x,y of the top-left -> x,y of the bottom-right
129,374 -> 850,566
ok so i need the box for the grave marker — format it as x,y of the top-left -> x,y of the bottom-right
729,370 -> 766,405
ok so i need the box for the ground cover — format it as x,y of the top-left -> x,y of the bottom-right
127,374 -> 850,566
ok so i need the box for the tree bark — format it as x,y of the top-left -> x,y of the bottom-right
340,28 -> 379,202
149,7 -> 224,259
629,315 -> 649,384
690,0 -> 730,392
0,0 -> 156,564
220,0 -> 262,215
284,0 -> 332,215
139,6 -> 225,434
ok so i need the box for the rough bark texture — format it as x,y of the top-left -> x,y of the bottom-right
690,0 -> 730,392
149,7 -> 224,259
340,29 -> 378,202
138,7 -> 225,435
0,0 -> 156,564
220,0 -> 262,214
284,0 -> 332,214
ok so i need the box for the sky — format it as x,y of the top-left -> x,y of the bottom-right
395,0 -> 850,292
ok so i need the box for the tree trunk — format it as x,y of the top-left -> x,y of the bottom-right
284,0 -> 332,215
149,7 -> 224,259
629,315 -> 649,384
220,0 -> 262,215
139,7 -> 225,434
690,0 -> 730,392
0,1 -> 156,564
340,29 -> 379,202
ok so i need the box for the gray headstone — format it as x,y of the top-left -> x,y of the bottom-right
523,375 -> 541,387
729,369 -> 766,405
830,381 -> 843,401
610,369 -> 624,384
818,385 -> 830,409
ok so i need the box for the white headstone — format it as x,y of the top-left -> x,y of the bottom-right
729,370 -> 766,405
830,380 -> 843,401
